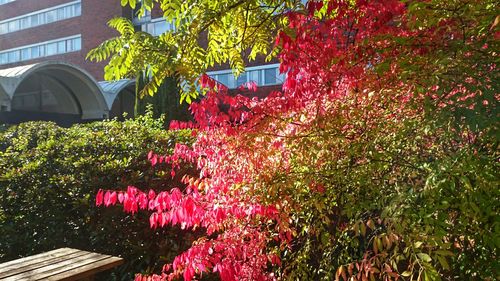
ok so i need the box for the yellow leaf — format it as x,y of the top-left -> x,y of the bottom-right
417,253 -> 432,262
414,241 -> 423,248
360,223 -> 366,236
401,271 -> 412,277
367,219 -> 375,230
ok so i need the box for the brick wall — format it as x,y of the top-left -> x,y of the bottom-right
230,84 -> 282,99
0,0 -> 71,21
151,4 -> 163,18
0,0 -> 130,80
79,0 -> 128,79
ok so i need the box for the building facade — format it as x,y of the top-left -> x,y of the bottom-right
0,0 -> 131,79
0,0 -> 283,125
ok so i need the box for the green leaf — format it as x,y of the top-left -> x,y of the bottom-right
401,271 -> 412,277
417,253 -> 432,263
434,250 -> 454,257
436,255 -> 449,270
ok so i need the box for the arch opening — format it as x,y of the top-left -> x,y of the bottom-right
0,84 -> 10,113
99,79 -> 136,120
109,83 -> 135,119
0,62 -> 109,126
9,72 -> 82,125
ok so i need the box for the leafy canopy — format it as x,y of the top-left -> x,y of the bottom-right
87,0 -> 308,103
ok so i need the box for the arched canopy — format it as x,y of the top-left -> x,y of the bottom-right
0,82 -> 9,111
99,79 -> 135,109
99,79 -> 136,119
0,61 -> 108,119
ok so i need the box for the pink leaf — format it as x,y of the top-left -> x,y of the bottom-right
118,192 -> 124,203
109,191 -> 117,205
96,189 -> 104,206
104,191 -> 111,207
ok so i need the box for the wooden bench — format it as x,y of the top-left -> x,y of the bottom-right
0,248 -> 124,281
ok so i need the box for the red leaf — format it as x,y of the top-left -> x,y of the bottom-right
151,155 -> 158,166
109,191 -> 117,205
118,192 -> 124,203
95,189 -> 104,206
104,191 -> 111,207
148,189 -> 156,200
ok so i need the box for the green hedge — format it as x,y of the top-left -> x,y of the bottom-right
0,114 -> 195,280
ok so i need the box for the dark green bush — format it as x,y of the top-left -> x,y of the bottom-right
0,114 -> 194,280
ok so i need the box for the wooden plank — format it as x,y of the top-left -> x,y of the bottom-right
0,248 -> 73,270
0,248 -> 79,275
45,256 -> 124,281
0,250 -> 90,279
0,252 -> 107,281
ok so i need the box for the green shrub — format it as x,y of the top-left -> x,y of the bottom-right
0,114 -> 194,280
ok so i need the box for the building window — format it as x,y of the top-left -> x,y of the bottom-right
21,48 -> 31,60
207,64 -> 285,89
236,73 -> 247,87
0,53 -> 7,64
12,90 -> 59,112
30,14 -> 39,26
30,46 -> 42,59
45,10 -> 56,23
20,17 -> 30,29
141,18 -> 175,36
217,74 -> 232,87
8,51 -> 19,63
66,40 -> 74,52
8,20 -> 19,32
74,3 -> 81,16
0,1 -> 81,35
132,0 -> 151,24
264,68 -> 277,85
57,41 -> 66,54
0,0 -> 15,5
46,42 -> 57,56
249,70 -> 262,85
73,37 -> 81,50
0,35 -> 82,65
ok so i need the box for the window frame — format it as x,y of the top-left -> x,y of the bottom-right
0,1 -> 81,35
207,64 -> 284,89
0,35 -> 82,65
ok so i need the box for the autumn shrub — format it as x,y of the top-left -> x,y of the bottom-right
93,0 -> 498,280
0,113 -> 194,280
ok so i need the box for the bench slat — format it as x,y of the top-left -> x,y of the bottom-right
0,250 -> 90,278
0,248 -> 78,273
0,248 -> 123,281
0,252 -> 108,281
45,257 -> 124,281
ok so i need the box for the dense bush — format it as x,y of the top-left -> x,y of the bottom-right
93,0 -> 498,280
0,113 -> 194,280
